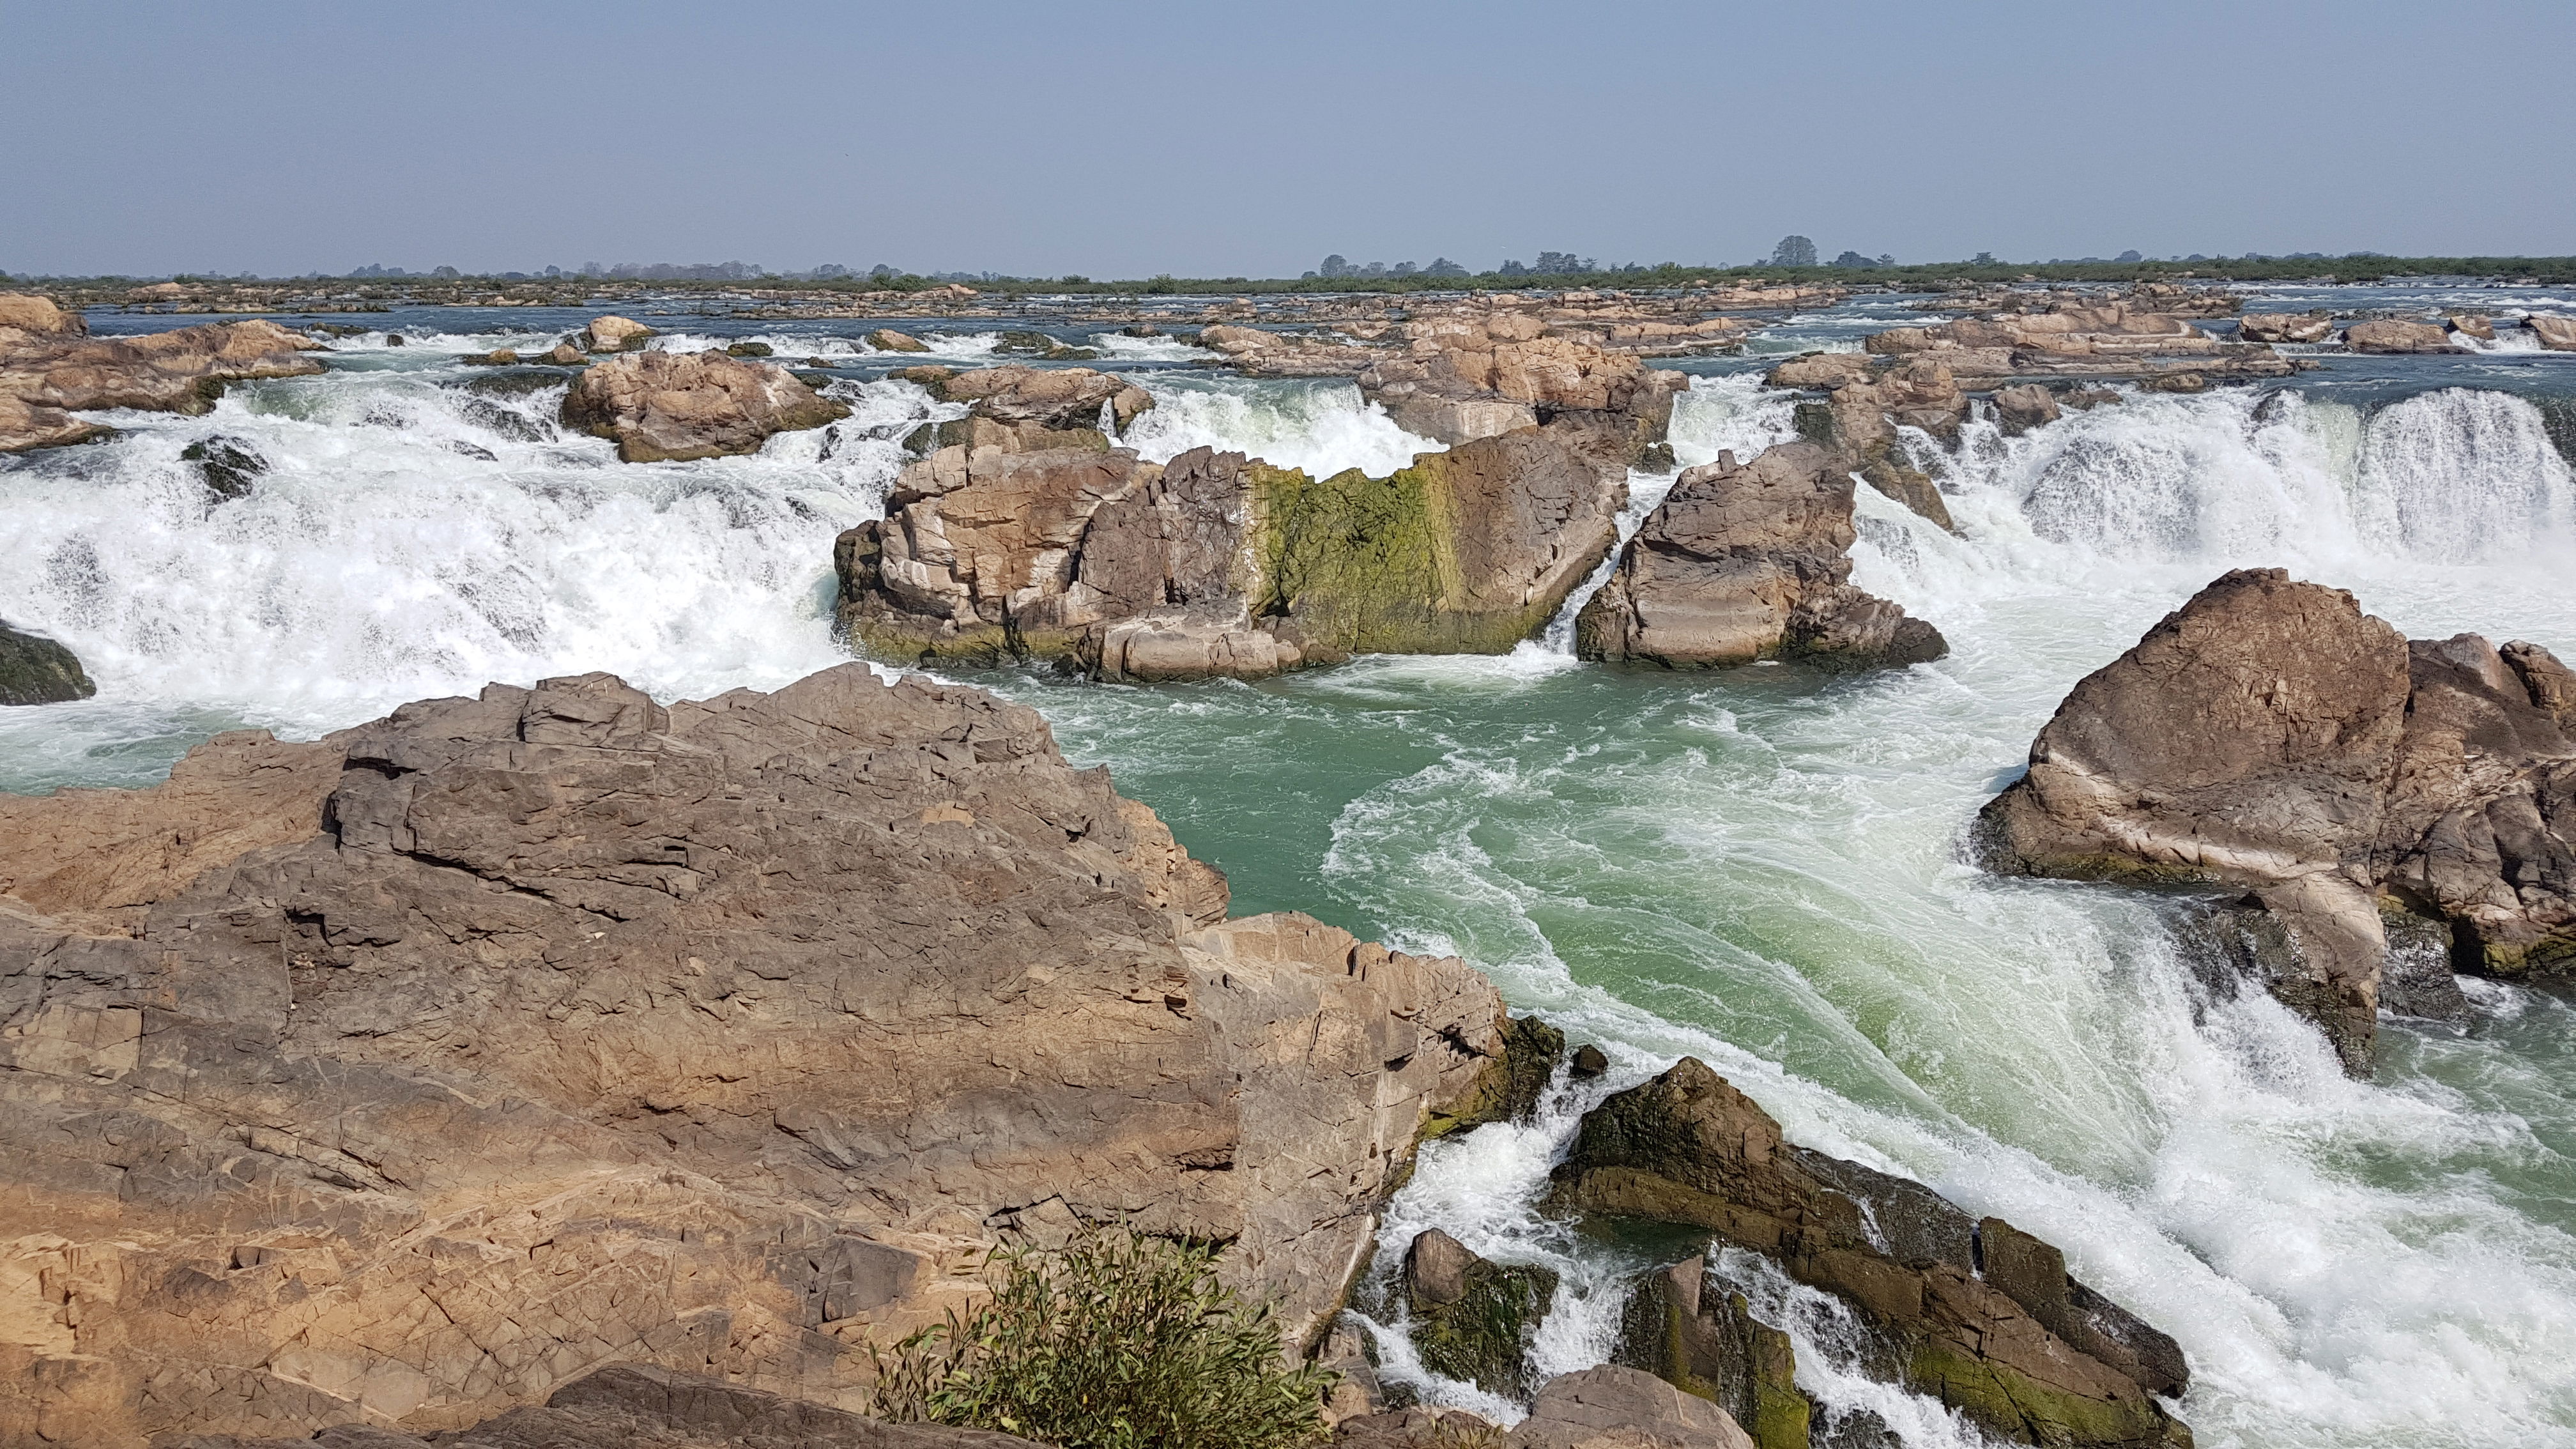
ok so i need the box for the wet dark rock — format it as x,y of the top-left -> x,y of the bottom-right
1614,1257 -> 1809,1449
1425,1014 -> 1565,1137
0,620 -> 98,705
726,340 -> 775,356
181,434 -> 267,500
1401,1229 -> 1560,1399
1551,1058 -> 2188,1448
1571,1043 -> 1610,1078
460,367 -> 574,398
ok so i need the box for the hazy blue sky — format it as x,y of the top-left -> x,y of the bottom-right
4,0 -> 2569,277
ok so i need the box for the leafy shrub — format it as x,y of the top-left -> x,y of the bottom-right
868,1227 -> 1334,1449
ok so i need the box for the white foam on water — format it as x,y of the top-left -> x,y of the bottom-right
1122,375 -> 1441,478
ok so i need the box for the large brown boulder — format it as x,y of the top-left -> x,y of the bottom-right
0,292 -> 84,341
1358,315 -> 1683,453
0,393 -> 110,452
563,349 -> 850,462
576,314 -> 656,353
1508,1366 -> 1756,1449
1980,569 -> 2576,1069
2529,314 -> 2576,350
1574,442 -> 1945,671
0,666 -> 1513,1443
1760,352 -> 1876,391
0,318 -> 326,431
1552,1059 -> 2188,1449
2342,319 -> 2462,354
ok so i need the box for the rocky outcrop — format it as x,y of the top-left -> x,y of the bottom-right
866,328 -> 930,353
1614,1259 -> 1806,1449
1574,443 -> 1947,671
0,622 -> 98,705
1866,302 -> 2302,383
1993,382 -> 2062,436
168,1361 -> 1043,1449
2528,314 -> 2576,350
1510,1367 -> 1756,1449
1358,314 -> 1685,453
1761,352 -> 1874,391
2342,319 -> 2463,355
839,426 -> 1632,678
0,316 -> 326,451
1552,1059 -> 2189,1449
2237,313 -> 2334,344
2448,316 -> 2497,342
0,665 -> 1518,1444
1399,1230 -> 1560,1397
576,315 -> 656,353
893,365 -> 1154,433
0,293 -> 84,341
1199,325 -> 1389,378
562,350 -> 850,461
1978,569 -> 2576,1070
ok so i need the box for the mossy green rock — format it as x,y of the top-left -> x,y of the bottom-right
0,623 -> 98,705
1423,1013 -> 1563,1140
1614,1261 -> 1809,1449
1402,1229 -> 1558,1399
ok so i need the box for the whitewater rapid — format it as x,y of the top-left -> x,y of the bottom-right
5,325 -> 2576,1448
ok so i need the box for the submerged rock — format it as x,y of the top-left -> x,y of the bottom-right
562,349 -> 850,461
1575,442 -> 1945,671
0,664 -> 1517,1439
1979,568 -> 2576,1070
1402,1229 -> 1561,1397
1552,1059 -> 2188,1449
0,621 -> 98,705
181,433 -> 268,499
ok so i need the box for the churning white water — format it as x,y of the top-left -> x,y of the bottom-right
6,333 -> 2576,1447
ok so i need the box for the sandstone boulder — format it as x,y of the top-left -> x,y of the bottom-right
1552,1059 -> 2187,1449
904,365 -> 1154,433
1575,443 -> 1946,671
1200,324 -> 1386,378
0,665 -> 1515,1443
1979,568 -> 2576,1069
0,319 -> 326,433
1761,352 -> 1876,391
2342,319 -> 2462,354
563,349 -> 850,462
2448,315 -> 2497,342
577,314 -> 656,353
0,292 -> 84,341
0,393 -> 110,452
866,328 -> 931,353
0,622 -> 98,705
1993,381 -> 2062,436
1795,360 -> 1966,530
2237,313 -> 2334,344
1510,1365 -> 1756,1449
1865,301 -> 2301,384
1359,317 -> 1683,453
2529,314 -> 2576,350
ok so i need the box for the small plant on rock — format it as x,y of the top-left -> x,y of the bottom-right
867,1226 -> 1334,1449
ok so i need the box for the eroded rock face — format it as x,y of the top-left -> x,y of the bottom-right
2342,319 -> 2462,355
1575,443 -> 1945,671
0,622 -> 99,705
1552,1059 -> 2187,1449
1866,300 -> 2300,383
0,665 -> 1511,1443
1979,569 -> 2576,1069
1614,1259 -> 1807,1449
1358,316 -> 1684,452
2236,313 -> 2334,344
562,350 -> 850,462
839,427 -> 1632,678
0,317 -> 326,451
2528,314 -> 2576,350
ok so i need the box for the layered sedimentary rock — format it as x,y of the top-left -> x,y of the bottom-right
1979,568 -> 2576,1070
562,349 -> 850,461
1574,443 -> 1946,671
2531,314 -> 2576,350
1199,324 -> 1389,378
1614,1260 -> 1806,1449
839,425 -> 1631,679
1554,1059 -> 2188,1449
2341,319 -> 2462,355
2237,313 -> 2336,344
1358,313 -> 1686,452
1863,300 -> 2303,383
0,622 -> 99,705
0,302 -> 326,451
0,665 -> 1516,1445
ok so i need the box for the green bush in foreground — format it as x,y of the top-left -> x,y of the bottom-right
868,1227 -> 1334,1449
